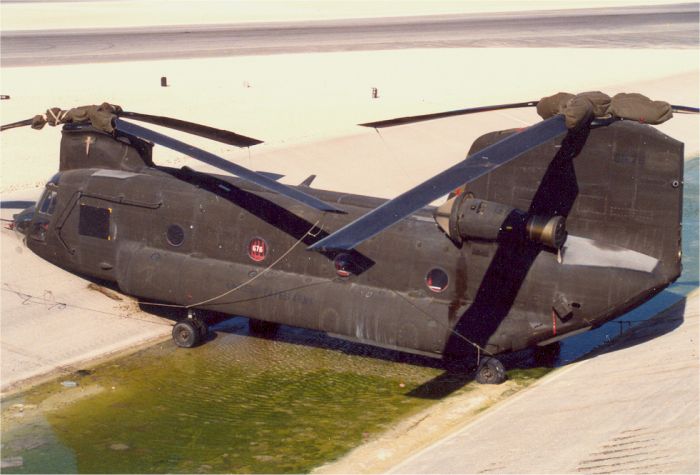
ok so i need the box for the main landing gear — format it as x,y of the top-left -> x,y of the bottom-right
475,357 -> 507,384
172,310 -> 209,348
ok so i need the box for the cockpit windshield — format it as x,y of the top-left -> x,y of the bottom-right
37,173 -> 61,216
38,190 -> 58,215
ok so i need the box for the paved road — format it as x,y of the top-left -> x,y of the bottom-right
0,191 -> 173,395
388,291 -> 699,474
2,3 -> 698,66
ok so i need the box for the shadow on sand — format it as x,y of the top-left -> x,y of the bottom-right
578,295 -> 686,362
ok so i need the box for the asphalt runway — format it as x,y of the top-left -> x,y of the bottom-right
2,3 -> 698,66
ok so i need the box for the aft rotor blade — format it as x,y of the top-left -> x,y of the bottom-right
309,115 -> 567,251
119,111 -> 263,147
115,119 -> 344,214
0,118 -> 33,132
359,101 -> 539,128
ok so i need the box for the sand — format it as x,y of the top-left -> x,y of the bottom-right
1,48 -> 698,197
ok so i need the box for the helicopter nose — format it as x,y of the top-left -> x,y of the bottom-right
12,205 -> 35,237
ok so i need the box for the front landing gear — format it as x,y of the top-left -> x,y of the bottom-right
475,357 -> 507,384
172,310 -> 209,348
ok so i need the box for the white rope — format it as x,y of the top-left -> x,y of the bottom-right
186,219 -> 322,308
389,288 -> 492,356
46,108 -> 69,125
139,219 -> 323,310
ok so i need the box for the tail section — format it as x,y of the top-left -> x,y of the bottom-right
461,121 -> 683,285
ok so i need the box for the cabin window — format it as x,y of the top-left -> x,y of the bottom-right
38,190 -> 58,215
425,268 -> 449,293
167,224 -> 185,246
79,204 -> 111,240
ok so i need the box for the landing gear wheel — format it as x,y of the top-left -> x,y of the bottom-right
172,320 -> 201,348
248,318 -> 280,336
475,357 -> 506,384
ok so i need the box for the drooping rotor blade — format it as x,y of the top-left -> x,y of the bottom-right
359,101 -> 539,129
118,111 -> 263,147
0,118 -> 34,132
309,115 -> 568,251
114,119 -> 344,214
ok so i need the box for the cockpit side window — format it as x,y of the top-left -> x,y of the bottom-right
37,174 -> 61,216
28,175 -> 61,242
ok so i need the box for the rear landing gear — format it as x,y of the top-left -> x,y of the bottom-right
172,310 -> 209,348
475,357 -> 507,384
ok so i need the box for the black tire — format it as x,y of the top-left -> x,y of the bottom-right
172,320 -> 201,348
475,357 -> 507,384
248,318 -> 280,336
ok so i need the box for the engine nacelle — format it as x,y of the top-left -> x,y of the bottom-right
434,195 -> 566,250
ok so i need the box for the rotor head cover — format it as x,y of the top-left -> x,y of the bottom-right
536,91 -> 673,129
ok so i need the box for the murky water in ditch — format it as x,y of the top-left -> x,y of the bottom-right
2,158 -> 697,474
0,326 -> 453,473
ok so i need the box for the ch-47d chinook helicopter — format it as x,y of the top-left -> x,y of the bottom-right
2,92 -> 698,384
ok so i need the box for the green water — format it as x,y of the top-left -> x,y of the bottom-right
1,328 -> 453,473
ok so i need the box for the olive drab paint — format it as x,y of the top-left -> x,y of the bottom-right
19,119 -> 684,368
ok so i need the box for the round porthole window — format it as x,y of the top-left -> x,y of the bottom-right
425,268 -> 449,293
248,237 -> 268,262
166,224 -> 185,246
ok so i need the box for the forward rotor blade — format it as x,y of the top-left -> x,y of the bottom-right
309,115 -> 568,251
671,105 -> 700,114
115,119 -> 344,214
119,111 -> 263,147
359,101 -> 539,128
0,118 -> 33,132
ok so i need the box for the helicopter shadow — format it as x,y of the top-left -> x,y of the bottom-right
575,293 -> 686,362
165,166 -> 376,273
214,315 -> 447,369
0,200 -> 35,210
210,311 -> 566,400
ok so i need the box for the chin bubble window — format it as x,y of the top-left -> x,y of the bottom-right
425,268 -> 448,293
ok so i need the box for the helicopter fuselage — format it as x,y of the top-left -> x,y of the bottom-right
22,120 -> 684,360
